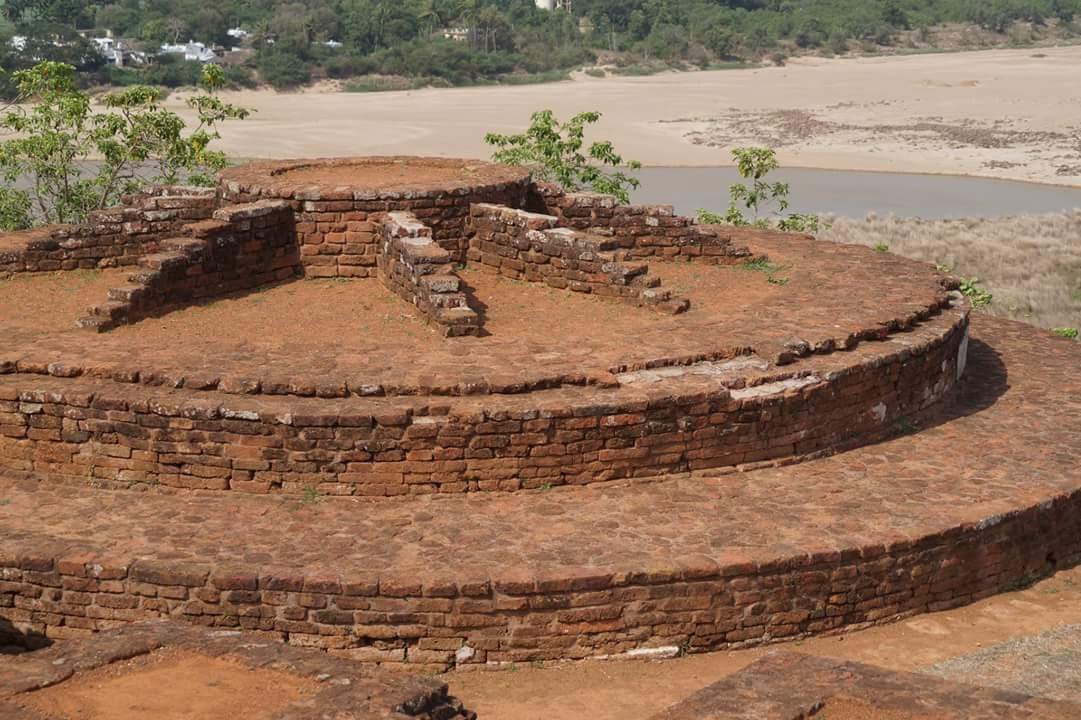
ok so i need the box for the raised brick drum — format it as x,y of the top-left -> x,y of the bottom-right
0,156 -> 1078,673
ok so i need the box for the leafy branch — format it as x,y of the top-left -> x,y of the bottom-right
696,146 -> 822,232
485,110 -> 641,203
0,62 -> 249,230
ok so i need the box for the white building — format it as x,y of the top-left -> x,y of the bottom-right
92,36 -> 121,64
440,27 -> 469,42
8,35 -> 27,51
535,0 -> 571,10
226,28 -> 249,40
159,41 -> 217,62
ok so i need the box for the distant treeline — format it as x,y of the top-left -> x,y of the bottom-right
2,0 -> 1080,93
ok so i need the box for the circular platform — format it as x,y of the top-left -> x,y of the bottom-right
2,316 -> 1078,667
0,233 -> 968,495
233,156 -> 530,195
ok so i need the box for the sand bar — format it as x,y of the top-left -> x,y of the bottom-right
163,45 -> 1081,186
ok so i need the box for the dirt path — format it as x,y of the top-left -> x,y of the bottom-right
446,566 -> 1081,719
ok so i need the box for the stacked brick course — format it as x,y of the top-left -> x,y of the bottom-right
77,200 -> 300,332
0,470 -> 1077,669
0,187 -> 217,278
535,186 -> 755,264
0,304 -> 967,495
378,212 -> 480,337
468,203 -> 690,314
8,157 -> 1061,673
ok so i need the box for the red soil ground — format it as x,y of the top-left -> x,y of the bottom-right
18,647 -> 317,720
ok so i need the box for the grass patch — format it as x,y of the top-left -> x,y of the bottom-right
611,61 -> 673,77
737,257 -> 791,286
893,416 -> 919,436
342,70 -> 570,92
1052,327 -> 1079,339
873,242 -> 890,253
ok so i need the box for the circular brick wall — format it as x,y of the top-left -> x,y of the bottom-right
0,225 -> 971,496
219,157 -> 533,269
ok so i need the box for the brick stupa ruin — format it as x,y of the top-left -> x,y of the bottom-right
0,157 -> 1078,686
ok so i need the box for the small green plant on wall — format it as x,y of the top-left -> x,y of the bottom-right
936,264 -> 993,310
696,147 -> 823,232
485,109 -> 641,203
958,276 -> 993,308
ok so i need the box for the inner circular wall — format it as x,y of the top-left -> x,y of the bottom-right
219,157 -> 533,269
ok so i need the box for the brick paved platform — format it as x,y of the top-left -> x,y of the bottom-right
650,652 -> 1081,719
1,315 -> 1078,668
2,234 -> 957,399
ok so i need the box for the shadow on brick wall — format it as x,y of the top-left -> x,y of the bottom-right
905,337 -> 1009,436
0,618 -> 51,653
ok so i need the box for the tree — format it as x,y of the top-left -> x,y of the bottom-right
704,23 -> 736,59
458,0 -> 481,50
257,46 -> 312,88
696,147 -> 820,232
418,0 -> 456,40
164,17 -> 187,44
485,109 -> 641,203
0,62 -> 249,229
882,0 -> 908,29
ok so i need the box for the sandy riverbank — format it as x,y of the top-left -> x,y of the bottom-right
163,45 -> 1081,186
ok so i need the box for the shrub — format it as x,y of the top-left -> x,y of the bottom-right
257,49 -> 312,89
485,109 -> 641,203
697,147 -> 822,232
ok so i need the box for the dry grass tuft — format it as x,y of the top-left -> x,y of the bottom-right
820,212 -> 1081,331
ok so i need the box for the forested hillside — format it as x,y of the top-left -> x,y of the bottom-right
2,0 -> 1080,93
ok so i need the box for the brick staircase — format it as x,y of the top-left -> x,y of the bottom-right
77,201 -> 299,331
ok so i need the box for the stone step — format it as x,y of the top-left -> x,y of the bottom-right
86,300 -> 129,320
161,236 -> 207,254
138,251 -> 189,270
107,283 -> 147,303
73,315 -> 112,332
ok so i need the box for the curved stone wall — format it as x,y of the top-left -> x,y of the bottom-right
0,299 -> 967,495
1,317 -> 1078,668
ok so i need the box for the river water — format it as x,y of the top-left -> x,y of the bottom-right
630,167 -> 1081,219
11,165 -> 1081,220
